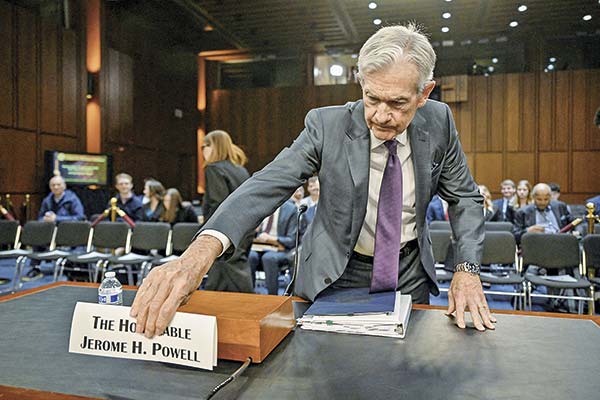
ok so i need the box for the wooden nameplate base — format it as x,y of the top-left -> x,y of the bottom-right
178,290 -> 295,363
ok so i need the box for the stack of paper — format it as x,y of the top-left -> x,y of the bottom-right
298,288 -> 412,339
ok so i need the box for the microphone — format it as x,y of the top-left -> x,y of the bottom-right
284,204 -> 309,296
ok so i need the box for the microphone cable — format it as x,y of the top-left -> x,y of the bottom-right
284,204 -> 308,296
205,357 -> 252,399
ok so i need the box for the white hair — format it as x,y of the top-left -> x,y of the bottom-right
357,23 -> 436,93
531,183 -> 551,197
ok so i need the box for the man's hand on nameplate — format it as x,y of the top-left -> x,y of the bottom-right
130,235 -> 222,338
446,271 -> 497,332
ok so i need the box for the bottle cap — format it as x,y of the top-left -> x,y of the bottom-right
105,271 -> 116,278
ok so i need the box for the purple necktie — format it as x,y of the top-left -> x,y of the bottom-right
371,140 -> 403,293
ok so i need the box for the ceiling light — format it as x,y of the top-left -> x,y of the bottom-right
329,64 -> 344,77
368,2 -> 377,9
351,54 -> 358,59
460,39 -> 472,46
445,0 -> 452,2
442,12 -> 451,19
509,21 -> 518,27
441,26 -> 450,33
549,57 -> 556,63
583,15 -> 592,21
373,18 -> 382,25
518,5 -> 527,12
492,57 -> 498,63
547,64 -> 555,71
488,66 -> 495,72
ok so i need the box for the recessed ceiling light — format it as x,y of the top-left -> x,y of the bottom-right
330,64 -> 344,77
583,15 -> 592,21
368,2 -> 377,10
549,57 -> 556,63
518,5 -> 527,12
373,18 -> 382,25
441,26 -> 450,33
445,0 -> 452,2
547,64 -> 555,71
488,66 -> 495,72
509,21 -> 518,27
442,12 -> 451,19
492,57 -> 498,63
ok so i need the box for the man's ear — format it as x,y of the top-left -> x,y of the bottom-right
417,81 -> 436,108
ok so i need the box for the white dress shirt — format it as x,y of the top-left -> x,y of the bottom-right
353,130 -> 417,256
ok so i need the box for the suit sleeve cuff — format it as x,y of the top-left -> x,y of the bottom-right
199,230 -> 231,257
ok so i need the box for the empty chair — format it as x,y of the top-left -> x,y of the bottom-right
484,222 -> 513,232
429,221 -> 451,231
0,220 -> 21,286
582,234 -> 600,289
24,221 -> 92,282
479,231 -> 525,309
64,222 -> 131,282
430,229 -> 453,289
0,221 -> 55,293
522,233 -> 594,314
107,222 -> 171,285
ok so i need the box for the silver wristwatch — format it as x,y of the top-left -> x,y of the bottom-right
454,262 -> 480,276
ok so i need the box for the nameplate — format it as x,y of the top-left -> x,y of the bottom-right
68,302 -> 217,370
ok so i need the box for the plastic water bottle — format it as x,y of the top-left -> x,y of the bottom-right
98,271 -> 123,305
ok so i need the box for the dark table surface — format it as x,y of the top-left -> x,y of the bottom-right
1,283 -> 600,400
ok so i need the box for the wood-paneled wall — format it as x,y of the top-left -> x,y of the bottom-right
0,0 -> 85,218
207,70 -> 600,204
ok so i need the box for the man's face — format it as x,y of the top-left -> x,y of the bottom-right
551,191 -> 560,201
116,178 -> 133,196
500,184 -> 515,199
361,61 -> 435,140
308,180 -> 320,197
49,177 -> 66,197
533,190 -> 551,211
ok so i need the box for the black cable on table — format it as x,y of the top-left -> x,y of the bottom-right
205,357 -> 252,400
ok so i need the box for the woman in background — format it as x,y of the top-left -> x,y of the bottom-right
201,130 -> 253,293
513,180 -> 533,210
478,184 -> 498,221
140,179 -> 165,222
161,188 -> 200,225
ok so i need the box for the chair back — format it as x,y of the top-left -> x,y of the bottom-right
481,231 -> 517,266
21,221 -> 56,248
582,234 -> 600,271
429,221 -> 451,231
92,222 -> 131,249
484,222 -> 513,232
130,222 -> 171,251
430,230 -> 452,263
521,233 -> 580,270
0,220 -> 20,248
595,224 -> 600,234
55,221 -> 92,248
172,223 -> 200,252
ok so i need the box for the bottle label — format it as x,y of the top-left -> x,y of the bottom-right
98,293 -> 120,304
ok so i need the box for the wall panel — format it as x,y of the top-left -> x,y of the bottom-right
538,152 -> 568,189
473,153 -> 503,190
16,7 -> 38,130
553,73 -> 570,151
572,152 -> 600,193
505,74 -> 520,152
0,128 -> 37,192
538,73 -> 553,151
571,70 -> 587,150
40,16 -> 59,134
0,1 -> 13,126
490,75 -> 505,152
520,73 -> 536,152
505,153 -> 535,187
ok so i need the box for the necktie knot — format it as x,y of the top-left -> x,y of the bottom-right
384,140 -> 397,154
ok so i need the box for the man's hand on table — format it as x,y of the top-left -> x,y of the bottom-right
446,271 -> 497,332
130,235 -> 222,338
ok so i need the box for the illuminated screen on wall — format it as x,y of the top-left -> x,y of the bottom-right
45,151 -> 112,186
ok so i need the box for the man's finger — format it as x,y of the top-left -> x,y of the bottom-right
130,279 -> 153,317
133,279 -> 161,334
467,299 -> 485,331
143,279 -> 173,338
478,295 -> 496,328
454,297 -> 467,329
446,289 -> 455,315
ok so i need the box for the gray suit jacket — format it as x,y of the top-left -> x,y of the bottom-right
202,99 -> 484,301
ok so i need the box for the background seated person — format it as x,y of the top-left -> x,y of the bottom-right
479,185 -> 500,221
161,188 -> 200,225
299,176 -> 319,208
512,179 -> 533,210
492,179 -> 516,223
27,175 -> 85,280
512,182 -> 574,244
426,194 -> 448,224
249,199 -> 298,295
110,173 -> 142,221
140,179 -> 165,222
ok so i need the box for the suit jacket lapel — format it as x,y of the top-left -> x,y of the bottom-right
344,102 -> 370,243
408,111 -> 430,234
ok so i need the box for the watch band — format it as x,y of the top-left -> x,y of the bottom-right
454,262 -> 480,276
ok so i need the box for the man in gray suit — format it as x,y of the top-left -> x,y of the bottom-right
131,23 -> 495,337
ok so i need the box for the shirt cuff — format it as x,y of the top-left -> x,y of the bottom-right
199,230 -> 231,257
